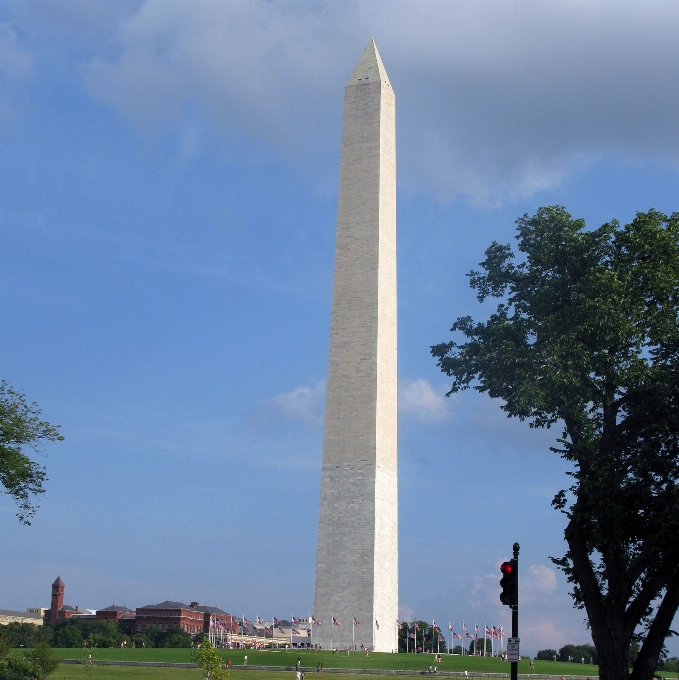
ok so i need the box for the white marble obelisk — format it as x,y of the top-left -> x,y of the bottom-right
313,38 -> 397,654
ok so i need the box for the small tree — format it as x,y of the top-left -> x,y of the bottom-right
0,381 -> 63,524
81,648 -> 99,680
25,643 -> 60,680
189,637 -> 228,679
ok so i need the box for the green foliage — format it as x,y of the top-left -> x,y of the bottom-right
536,649 -> 558,661
0,644 -> 59,680
397,621 -> 447,654
189,638 -> 228,679
658,657 -> 679,673
0,381 -> 64,524
468,639 -> 492,656
558,644 -> 598,664
24,643 -> 60,680
432,207 -> 679,680
0,623 -> 53,650
0,640 -> 7,662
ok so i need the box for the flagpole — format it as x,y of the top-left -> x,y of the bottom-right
352,619 -> 355,649
331,615 -> 333,651
474,621 -> 477,657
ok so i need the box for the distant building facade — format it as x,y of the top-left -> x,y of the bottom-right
37,577 -> 235,636
134,601 -> 237,636
96,605 -> 134,622
0,610 -> 43,626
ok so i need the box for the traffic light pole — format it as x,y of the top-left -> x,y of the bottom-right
511,542 -> 520,680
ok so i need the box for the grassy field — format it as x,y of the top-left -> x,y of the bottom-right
31,648 -> 677,680
48,648 -> 604,676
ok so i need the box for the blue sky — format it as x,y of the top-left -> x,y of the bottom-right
2,0 -> 679,656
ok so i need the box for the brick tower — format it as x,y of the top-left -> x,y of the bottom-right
49,575 -> 64,621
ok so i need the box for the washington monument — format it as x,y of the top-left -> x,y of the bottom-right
313,39 -> 398,653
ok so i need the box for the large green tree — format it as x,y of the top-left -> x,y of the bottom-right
0,381 -> 63,523
431,207 -> 679,680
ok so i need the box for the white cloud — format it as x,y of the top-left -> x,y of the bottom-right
0,23 -> 33,80
61,0 -> 679,204
399,378 -> 450,423
526,564 -> 558,594
399,604 -> 415,622
249,380 -> 326,429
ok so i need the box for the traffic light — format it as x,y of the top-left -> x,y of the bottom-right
500,559 -> 517,607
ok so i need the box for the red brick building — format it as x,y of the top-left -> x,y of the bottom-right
134,601 -> 206,635
96,605 -> 134,622
134,601 -> 238,636
44,576 -> 77,624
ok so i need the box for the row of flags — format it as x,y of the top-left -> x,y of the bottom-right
210,614 -> 505,653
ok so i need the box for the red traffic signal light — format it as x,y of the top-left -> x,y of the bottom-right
500,559 -> 517,607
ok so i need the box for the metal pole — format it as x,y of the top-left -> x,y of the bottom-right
511,543 -> 520,680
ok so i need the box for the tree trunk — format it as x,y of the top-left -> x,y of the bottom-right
565,517 -> 631,680
596,632 -> 632,680
631,574 -> 679,680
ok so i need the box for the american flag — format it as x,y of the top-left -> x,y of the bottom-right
396,620 -> 402,630
438,635 -> 444,642
486,626 -> 492,636
415,623 -> 420,631
408,633 -> 415,639
293,629 -> 301,635
449,623 -> 453,631
312,617 -> 321,626
466,632 -> 474,639
353,618 -> 360,627
278,627 -> 285,633
463,624 -> 468,633
243,617 -> 250,626
292,617 -> 300,626
375,620 -> 379,630
332,617 -> 341,627
274,617 -> 282,625
453,632 -> 462,640
257,617 -> 264,625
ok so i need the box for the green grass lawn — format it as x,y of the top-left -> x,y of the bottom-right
48,648 -> 604,676
34,648 -> 678,680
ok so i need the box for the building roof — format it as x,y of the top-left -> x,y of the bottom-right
193,604 -> 230,615
139,600 -> 192,610
98,604 -> 133,613
60,605 -> 76,612
0,609 -> 42,619
53,576 -> 64,586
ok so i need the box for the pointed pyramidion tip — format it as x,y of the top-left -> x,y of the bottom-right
346,37 -> 392,88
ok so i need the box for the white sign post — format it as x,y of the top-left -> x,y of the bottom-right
507,637 -> 520,663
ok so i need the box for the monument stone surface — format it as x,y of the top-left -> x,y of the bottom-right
313,38 -> 398,653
